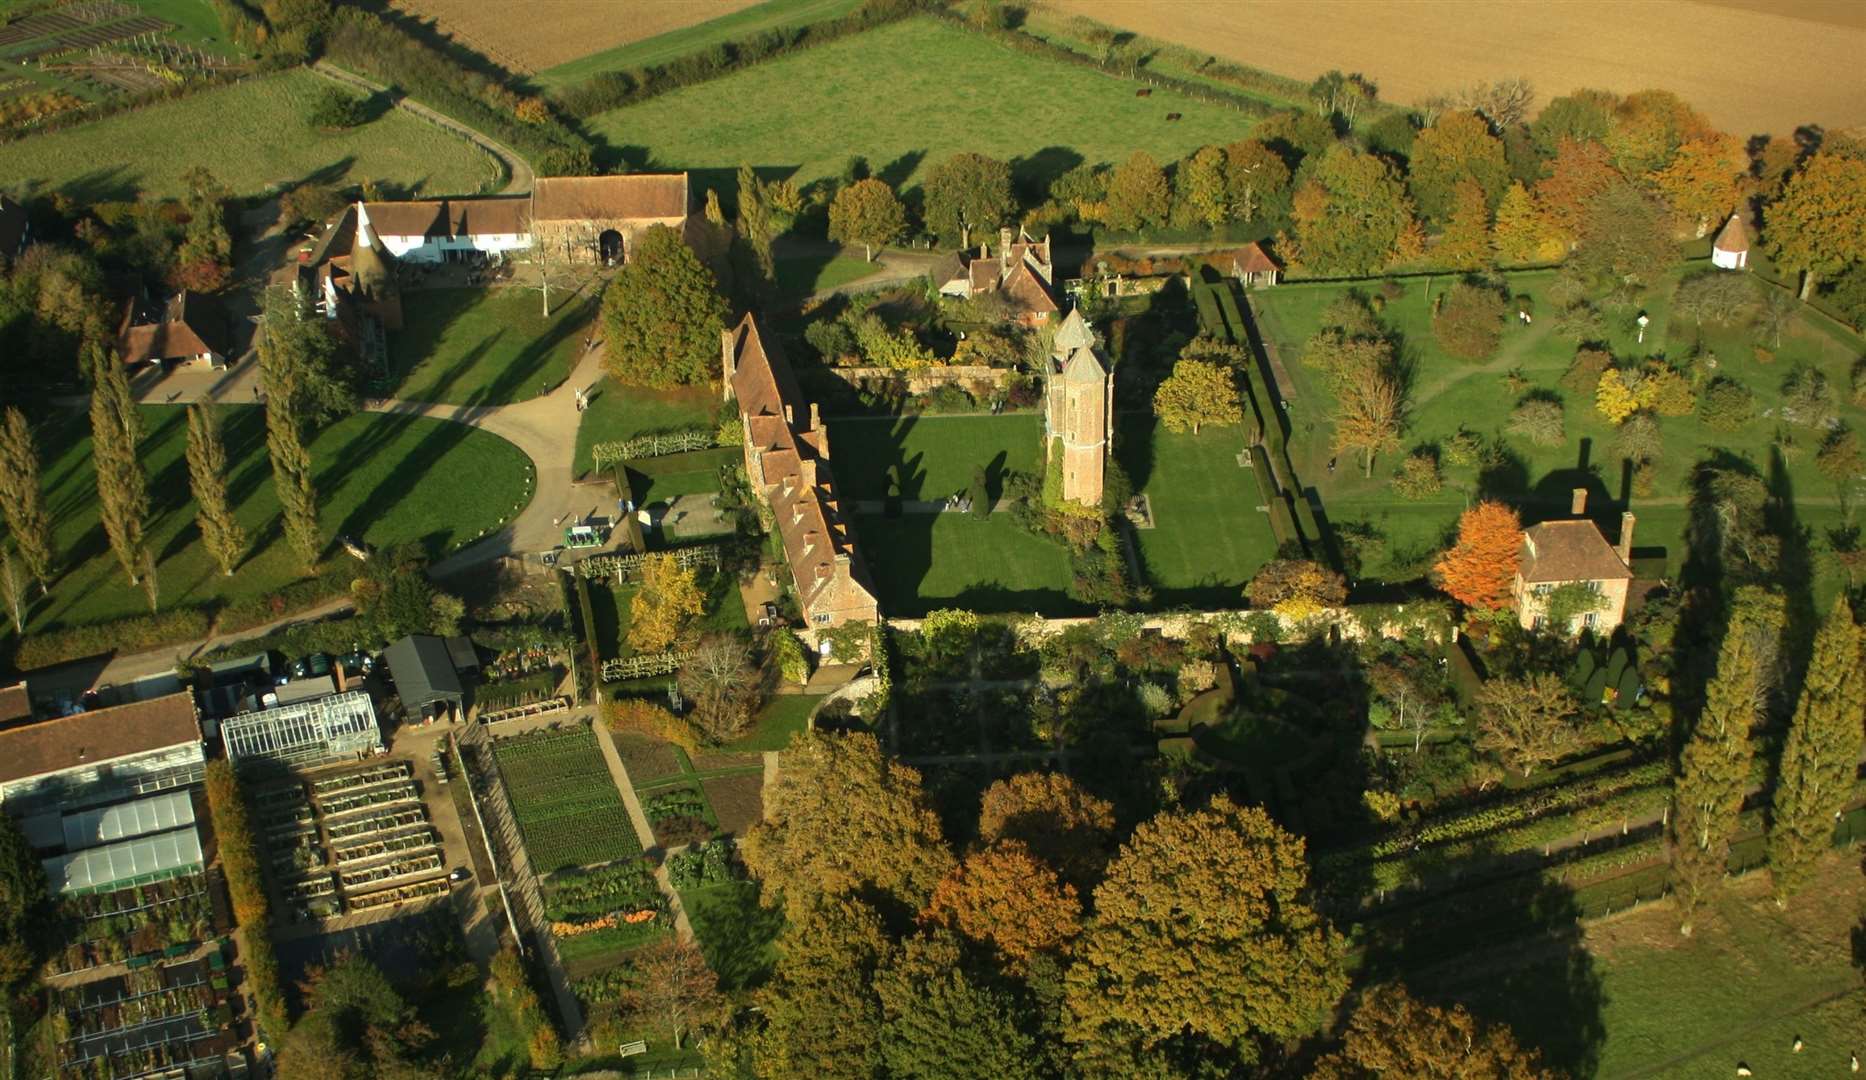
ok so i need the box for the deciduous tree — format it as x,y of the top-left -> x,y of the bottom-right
1533,137 -> 1622,248
1223,139 -> 1291,223
676,633 -> 761,743
1408,110 -> 1510,222
1576,179 -> 1677,288
1436,178 -> 1493,271
186,404 -> 246,576
0,545 -> 24,635
620,936 -> 723,1048
1064,797 -> 1347,1065
1491,180 -> 1562,264
88,342 -> 150,585
754,894 -> 893,1080
1672,588 -> 1783,933
1605,89 -> 1707,177
1651,132 -> 1748,234
923,152 -> 1015,248
874,930 -> 1045,1080
1245,559 -> 1348,620
1292,144 -> 1418,275
1104,150 -> 1171,233
742,732 -> 954,917
258,300 -> 326,572
1332,366 -> 1405,477
1509,398 -> 1566,447
601,224 -> 729,386
1475,673 -> 1581,776
1763,151 -> 1866,298
0,407 -> 55,590
1313,983 -> 1557,1079
923,840 -> 1081,973
1768,595 -> 1866,904
626,554 -> 705,654
977,772 -> 1116,892
1153,358 -> 1239,434
1432,280 -> 1507,360
1173,145 -> 1230,230
828,177 -> 907,261
1434,501 -> 1522,610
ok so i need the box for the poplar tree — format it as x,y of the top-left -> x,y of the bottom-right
1671,588 -> 1783,934
88,343 -> 151,584
259,299 -> 324,572
186,404 -> 247,576
0,544 -> 24,633
0,407 -> 55,591
1767,595 -> 1865,904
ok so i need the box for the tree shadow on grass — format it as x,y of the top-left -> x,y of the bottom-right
686,882 -> 783,991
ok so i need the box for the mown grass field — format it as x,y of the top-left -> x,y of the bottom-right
532,0 -> 862,87
1249,265 -> 1866,594
21,404 -> 532,630
827,413 -> 1042,500
0,69 -> 501,200
573,379 -> 720,477
390,285 -> 597,405
851,513 -> 1079,616
583,17 -> 1258,192
1120,419 -> 1280,608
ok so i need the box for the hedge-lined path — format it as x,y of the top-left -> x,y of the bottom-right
592,719 -> 697,943
311,60 -> 532,195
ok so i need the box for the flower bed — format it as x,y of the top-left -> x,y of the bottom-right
667,838 -> 742,891
641,783 -> 717,848
541,857 -> 669,963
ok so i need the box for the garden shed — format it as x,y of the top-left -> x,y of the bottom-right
384,635 -> 477,719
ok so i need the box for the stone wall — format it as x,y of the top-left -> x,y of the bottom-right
819,364 -> 1008,395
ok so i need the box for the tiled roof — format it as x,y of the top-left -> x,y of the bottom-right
1712,211 -> 1750,254
0,692 -> 201,786
726,314 -> 876,621
116,291 -> 227,364
531,173 -> 688,223
1234,241 -> 1280,274
1002,259 -> 1059,314
1521,520 -> 1632,584
0,682 -> 29,726
360,200 -> 446,238
448,197 -> 530,237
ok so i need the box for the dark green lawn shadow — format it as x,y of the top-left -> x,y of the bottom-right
686,881 -> 783,992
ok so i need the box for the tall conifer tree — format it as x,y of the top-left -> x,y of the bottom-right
1767,595 -> 1865,903
88,343 -> 150,584
186,404 -> 247,576
0,407 -> 54,591
1671,588 -> 1782,933
259,299 -> 323,572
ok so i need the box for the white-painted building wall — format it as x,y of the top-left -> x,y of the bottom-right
354,203 -> 533,265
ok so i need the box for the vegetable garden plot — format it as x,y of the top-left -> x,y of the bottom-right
491,725 -> 641,873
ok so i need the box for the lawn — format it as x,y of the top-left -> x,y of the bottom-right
533,0 -> 864,88
582,17 -> 1256,192
680,881 -> 782,991
389,285 -> 598,405
626,448 -> 738,504
490,725 -> 640,874
851,512 -> 1079,616
20,403 -> 532,631
772,251 -> 885,299
1120,418 -> 1282,608
130,0 -> 242,54
1248,266 -> 1866,595
0,69 -> 502,200
725,693 -> 826,752
826,413 -> 1042,500
575,378 -> 720,477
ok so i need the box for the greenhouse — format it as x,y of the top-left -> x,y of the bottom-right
42,826 -> 205,895
60,789 -> 197,851
221,690 -> 383,770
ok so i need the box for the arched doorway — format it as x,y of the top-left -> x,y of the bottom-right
598,229 -> 623,267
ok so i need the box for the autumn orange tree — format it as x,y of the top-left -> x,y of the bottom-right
828,177 -> 906,262
619,936 -> 723,1049
1533,137 -> 1621,247
1763,151 -> 1866,299
1407,109 -> 1510,223
977,772 -> 1116,892
1436,178 -> 1493,271
1312,983 -> 1558,1079
923,841 -> 1082,973
1063,797 -> 1348,1068
1434,501 -> 1523,611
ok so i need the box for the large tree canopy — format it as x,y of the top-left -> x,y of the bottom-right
922,152 -> 1015,248
1313,983 -> 1558,1079
1292,144 -> 1417,275
742,732 -> 954,917
1063,797 -> 1348,1066
600,224 -> 729,387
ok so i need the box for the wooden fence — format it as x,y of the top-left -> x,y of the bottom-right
591,429 -> 717,469
601,651 -> 691,683
574,543 -> 722,583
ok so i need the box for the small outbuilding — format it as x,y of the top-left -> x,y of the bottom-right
116,290 -> 230,370
1711,211 -> 1750,271
1232,242 -> 1281,288
383,634 -> 478,720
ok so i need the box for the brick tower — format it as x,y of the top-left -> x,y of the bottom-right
1044,307 -> 1113,506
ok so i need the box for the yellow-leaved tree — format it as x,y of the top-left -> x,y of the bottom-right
1595,369 -> 1641,424
625,554 -> 705,654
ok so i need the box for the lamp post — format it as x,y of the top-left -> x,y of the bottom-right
1636,313 -> 1650,345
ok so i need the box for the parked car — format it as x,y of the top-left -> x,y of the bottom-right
290,653 -> 333,680
337,651 -> 374,677
449,867 -> 471,883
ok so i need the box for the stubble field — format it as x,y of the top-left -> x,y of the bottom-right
389,0 -> 762,74
1042,0 -> 1866,136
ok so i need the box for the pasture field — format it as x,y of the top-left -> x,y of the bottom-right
0,68 -> 501,199
20,404 -> 532,631
1047,0 -> 1866,136
390,284 -> 597,406
583,17 -> 1258,192
491,725 -> 639,875
532,0 -> 861,87
1248,266 -> 1866,597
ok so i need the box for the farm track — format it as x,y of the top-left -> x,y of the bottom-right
310,60 -> 532,194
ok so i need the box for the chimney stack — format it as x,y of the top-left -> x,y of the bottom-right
1000,226 -> 1015,281
784,403 -> 793,425
1571,488 -> 1587,516
1619,512 -> 1636,564
809,401 -> 819,430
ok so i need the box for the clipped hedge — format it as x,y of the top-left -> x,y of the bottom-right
203,761 -> 288,1034
13,608 -> 213,670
